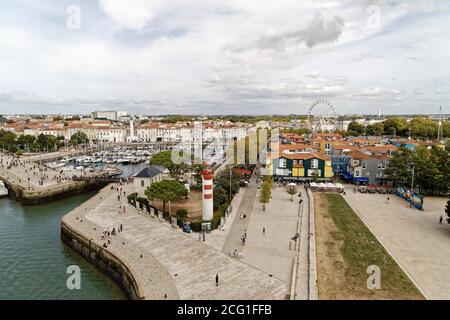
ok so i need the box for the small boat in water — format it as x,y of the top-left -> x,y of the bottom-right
0,181 -> 8,197
116,158 -> 130,165
105,166 -> 123,177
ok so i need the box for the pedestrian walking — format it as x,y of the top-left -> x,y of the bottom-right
262,227 -> 265,235
440,215 -> 443,224
202,233 -> 206,242
289,241 -> 292,250
215,274 -> 219,286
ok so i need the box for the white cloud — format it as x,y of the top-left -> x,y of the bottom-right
353,87 -> 402,98
0,0 -> 449,115
98,0 -> 156,30
305,70 -> 321,79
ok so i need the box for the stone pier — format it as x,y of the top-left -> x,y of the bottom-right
0,150 -> 106,204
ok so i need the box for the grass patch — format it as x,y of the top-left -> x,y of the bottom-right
323,193 -> 423,299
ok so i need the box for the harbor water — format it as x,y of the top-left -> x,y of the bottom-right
0,163 -> 148,299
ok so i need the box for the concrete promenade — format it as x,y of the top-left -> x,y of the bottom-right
343,190 -> 449,299
221,173 -> 259,256
239,185 -> 299,284
62,183 -> 289,300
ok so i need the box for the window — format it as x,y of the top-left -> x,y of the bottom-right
362,161 -> 367,169
293,160 -> 298,165
311,159 -> 319,169
298,160 -> 303,165
140,180 -> 145,187
279,158 -> 287,168
353,160 -> 359,165
355,170 -> 360,177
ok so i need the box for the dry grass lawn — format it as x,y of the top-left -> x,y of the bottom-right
315,192 -> 424,300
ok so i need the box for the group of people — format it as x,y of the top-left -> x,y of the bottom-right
101,224 -> 124,248
0,151 -> 73,188
240,230 -> 247,245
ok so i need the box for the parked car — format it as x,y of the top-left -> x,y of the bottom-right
358,186 -> 368,193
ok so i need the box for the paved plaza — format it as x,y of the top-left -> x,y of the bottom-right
239,185 -> 299,283
343,190 -> 449,299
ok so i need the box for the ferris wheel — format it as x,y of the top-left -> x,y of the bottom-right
307,99 -> 339,133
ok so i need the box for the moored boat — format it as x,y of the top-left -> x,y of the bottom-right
0,181 -> 9,197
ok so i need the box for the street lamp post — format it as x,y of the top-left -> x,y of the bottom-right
229,167 -> 232,212
408,162 -> 415,192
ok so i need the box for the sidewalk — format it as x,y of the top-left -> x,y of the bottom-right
186,186 -> 246,251
233,184 -> 300,284
221,174 -> 259,256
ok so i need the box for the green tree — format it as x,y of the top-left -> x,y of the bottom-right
385,146 -> 449,195
382,117 -> 408,137
0,130 -> 18,152
192,163 -> 207,188
311,170 -> 319,183
145,180 -> 188,212
213,186 -> 228,209
214,167 -> 241,198
366,122 -> 384,136
70,131 -> 89,146
384,147 -> 413,186
176,208 -> 188,219
37,134 -> 60,151
409,117 -> 438,139
442,121 -> 450,139
287,186 -> 297,202
149,150 -> 190,180
259,178 -> 272,211
347,121 -> 365,136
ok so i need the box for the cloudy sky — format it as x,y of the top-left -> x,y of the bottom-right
0,0 -> 449,115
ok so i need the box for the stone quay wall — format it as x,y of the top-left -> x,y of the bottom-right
61,220 -> 143,300
1,176 -> 106,205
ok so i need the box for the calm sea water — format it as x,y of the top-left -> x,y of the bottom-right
0,191 -> 126,300
0,162 -> 150,300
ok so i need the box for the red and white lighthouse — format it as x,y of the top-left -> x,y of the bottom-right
201,169 -> 214,221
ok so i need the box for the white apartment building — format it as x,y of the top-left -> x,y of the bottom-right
135,122 -> 250,144
1,119 -> 251,146
91,110 -> 127,121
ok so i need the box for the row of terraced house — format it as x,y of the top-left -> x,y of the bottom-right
263,133 -> 395,184
0,118 -> 251,145
264,132 -> 444,185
